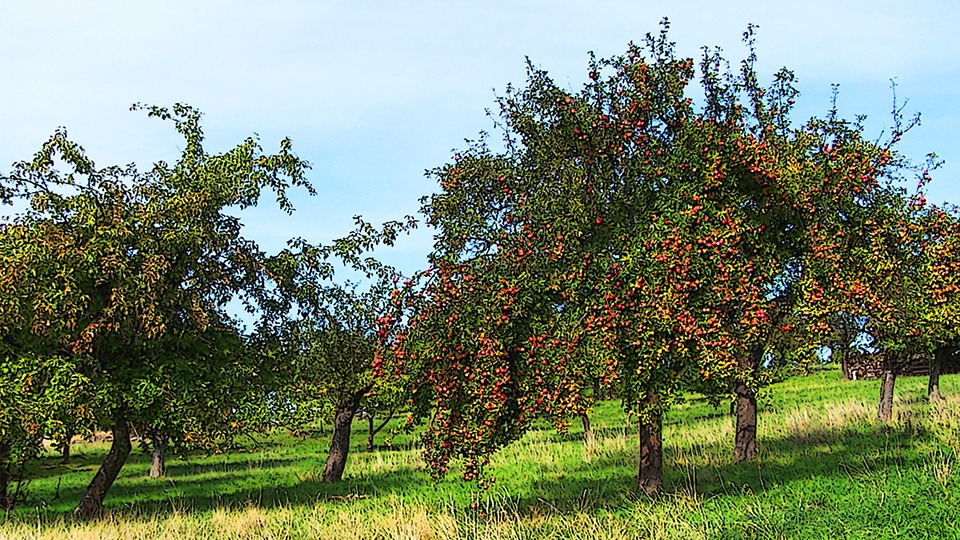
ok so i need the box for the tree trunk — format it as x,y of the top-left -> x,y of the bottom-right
734,346 -> 762,462
638,390 -> 662,494
929,347 -> 945,402
0,443 -> 10,511
61,439 -> 71,463
149,435 -> 165,479
840,347 -> 852,380
72,413 -> 132,520
0,466 -> 9,511
365,410 -> 395,452
321,393 -> 362,483
366,415 -> 375,453
878,363 -> 897,422
59,428 -> 74,464
580,413 -> 595,447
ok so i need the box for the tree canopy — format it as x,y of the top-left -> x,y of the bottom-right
0,103 -> 313,517
389,22 -> 955,491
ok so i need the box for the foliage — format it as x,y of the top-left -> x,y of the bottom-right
392,20 -> 941,484
263,215 -> 416,425
0,352 -> 93,508
0,103 -> 313,514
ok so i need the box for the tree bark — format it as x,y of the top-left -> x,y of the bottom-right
72,413 -> 132,520
367,415 -> 375,453
878,363 -> 897,422
734,346 -> 762,462
0,443 -> 10,511
149,435 -> 165,479
929,347 -> 945,402
367,407 -> 397,452
581,413 -> 595,447
365,411 -> 394,452
0,467 -> 9,511
638,391 -> 662,494
840,347 -> 852,380
58,428 -> 74,464
321,393 -> 362,483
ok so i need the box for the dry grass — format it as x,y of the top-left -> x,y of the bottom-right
0,499 -> 718,540
3,369 -> 959,539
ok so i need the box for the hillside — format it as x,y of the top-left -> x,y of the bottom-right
1,366 -> 957,539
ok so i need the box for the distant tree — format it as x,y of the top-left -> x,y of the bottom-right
824,312 -> 868,379
861,195 -> 924,421
0,351 -> 93,509
808,150 -> 958,419
131,318 -> 258,480
0,104 -> 313,519
266,218 -> 415,483
915,206 -> 960,402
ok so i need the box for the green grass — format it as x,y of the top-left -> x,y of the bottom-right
2,366 -> 959,539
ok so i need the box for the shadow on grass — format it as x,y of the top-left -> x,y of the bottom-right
4,410 -> 939,523
26,440 -> 296,482
10,440 -> 444,521
677,423 -> 926,499
507,417 -> 931,517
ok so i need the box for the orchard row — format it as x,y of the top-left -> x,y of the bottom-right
1,23 -> 956,518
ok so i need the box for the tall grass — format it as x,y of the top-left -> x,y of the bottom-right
2,367 -> 958,539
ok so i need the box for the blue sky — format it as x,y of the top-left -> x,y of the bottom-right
2,1 -> 958,277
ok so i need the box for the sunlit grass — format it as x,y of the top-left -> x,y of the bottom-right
2,367 -> 959,539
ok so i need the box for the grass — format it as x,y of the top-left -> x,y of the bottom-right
2,366 -> 959,539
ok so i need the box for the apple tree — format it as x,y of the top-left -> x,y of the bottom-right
265,217 -> 415,483
915,205 -> 960,402
391,21 -> 928,491
0,104 -> 313,519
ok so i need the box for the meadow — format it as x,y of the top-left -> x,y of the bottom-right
1,366 -> 958,539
